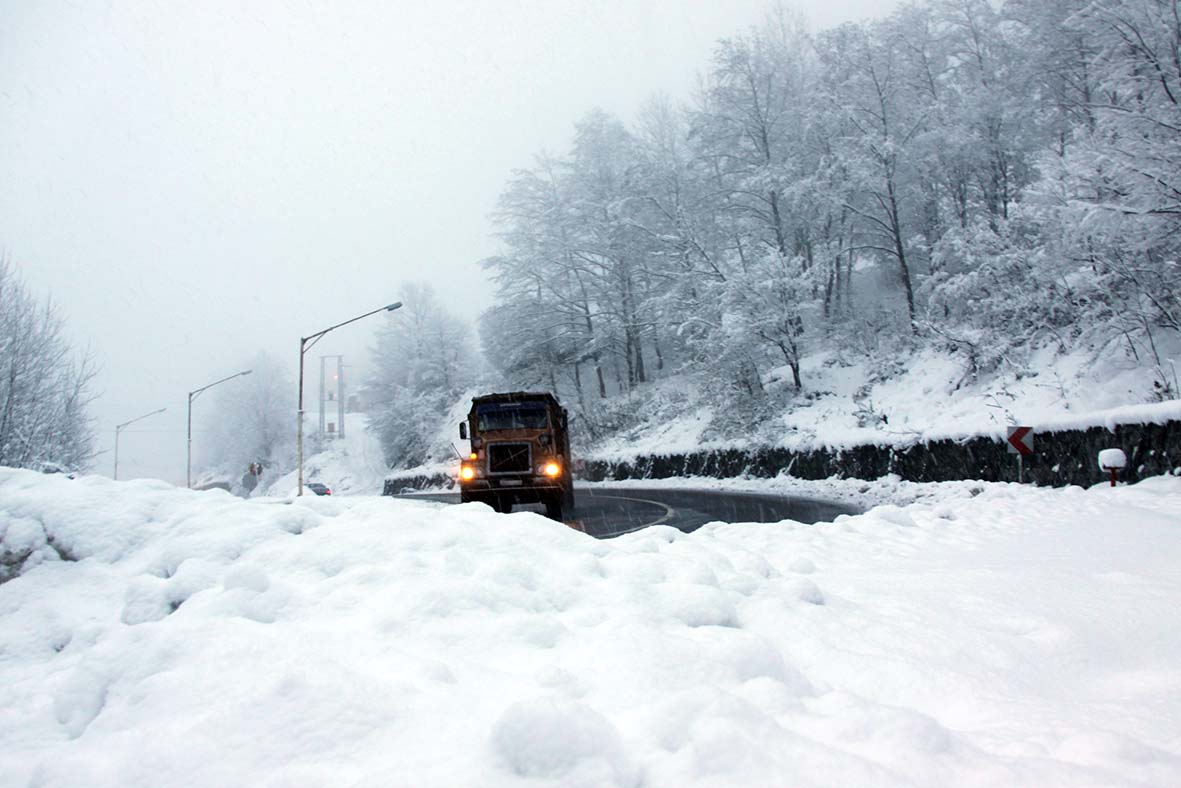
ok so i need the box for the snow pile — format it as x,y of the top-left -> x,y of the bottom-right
3,468 -> 1181,786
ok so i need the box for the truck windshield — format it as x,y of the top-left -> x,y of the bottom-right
476,404 -> 549,431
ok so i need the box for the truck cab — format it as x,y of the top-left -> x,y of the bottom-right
458,392 -> 574,519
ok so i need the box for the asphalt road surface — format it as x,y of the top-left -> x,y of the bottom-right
400,486 -> 860,539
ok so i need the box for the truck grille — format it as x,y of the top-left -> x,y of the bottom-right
488,442 -> 531,474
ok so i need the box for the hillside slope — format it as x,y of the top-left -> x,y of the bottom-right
583,340 -> 1181,464
261,412 -> 391,496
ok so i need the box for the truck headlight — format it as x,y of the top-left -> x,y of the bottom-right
460,464 -> 476,481
543,461 -> 561,478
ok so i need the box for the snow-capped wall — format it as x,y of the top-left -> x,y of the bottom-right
583,418 -> 1181,488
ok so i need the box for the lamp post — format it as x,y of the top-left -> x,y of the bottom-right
113,407 -> 167,480
298,301 -> 402,496
187,369 -> 252,489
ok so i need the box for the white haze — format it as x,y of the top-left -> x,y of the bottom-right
0,0 -> 894,483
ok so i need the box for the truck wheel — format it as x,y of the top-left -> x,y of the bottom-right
544,496 -> 564,521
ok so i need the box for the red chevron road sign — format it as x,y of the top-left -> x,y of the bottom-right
1006,426 -> 1034,456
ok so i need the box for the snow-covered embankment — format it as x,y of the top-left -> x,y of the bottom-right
1,468 -> 1180,786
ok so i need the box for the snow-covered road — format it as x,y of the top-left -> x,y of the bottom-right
404,486 -> 859,538
2,468 -> 1179,786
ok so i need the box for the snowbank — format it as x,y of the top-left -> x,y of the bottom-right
2,468 -> 1180,786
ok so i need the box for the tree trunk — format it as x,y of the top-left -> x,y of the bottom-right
886,174 -> 917,330
633,330 -> 647,384
769,190 -> 789,258
576,279 -> 607,399
573,361 -> 586,414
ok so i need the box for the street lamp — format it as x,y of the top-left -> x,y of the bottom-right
113,407 -> 167,481
187,369 -> 252,489
298,301 -> 402,496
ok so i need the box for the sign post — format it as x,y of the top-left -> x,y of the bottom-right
1006,426 -> 1034,483
1098,448 -> 1127,487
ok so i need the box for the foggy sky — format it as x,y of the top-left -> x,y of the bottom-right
1,0 -> 894,483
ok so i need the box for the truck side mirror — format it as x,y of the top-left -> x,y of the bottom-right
459,422 -> 468,440
560,412 -> 568,429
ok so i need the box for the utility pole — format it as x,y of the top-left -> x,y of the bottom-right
298,302 -> 401,495
338,358 -> 346,439
318,354 -> 344,438
321,356 -> 344,441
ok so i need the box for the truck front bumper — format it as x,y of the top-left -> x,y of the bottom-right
459,477 -> 566,504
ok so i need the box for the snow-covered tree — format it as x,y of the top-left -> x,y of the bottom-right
476,0 -> 1181,442
199,351 -> 295,482
1022,0 -> 1181,392
816,14 -> 935,329
566,109 -> 657,390
367,283 -> 479,468
0,257 -> 96,471
482,155 -> 609,408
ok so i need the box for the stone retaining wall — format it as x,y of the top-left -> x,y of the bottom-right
382,472 -> 454,496
580,420 -> 1181,488
382,420 -> 1180,492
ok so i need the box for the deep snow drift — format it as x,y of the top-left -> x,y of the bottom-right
2,468 -> 1180,787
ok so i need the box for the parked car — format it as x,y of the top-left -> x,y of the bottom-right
306,482 -> 332,496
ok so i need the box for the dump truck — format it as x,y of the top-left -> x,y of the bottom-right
458,392 -> 574,519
